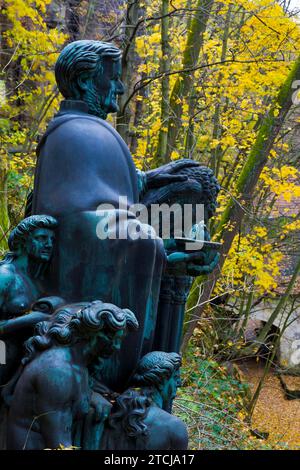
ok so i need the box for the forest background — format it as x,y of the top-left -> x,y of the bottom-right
0,0 -> 300,449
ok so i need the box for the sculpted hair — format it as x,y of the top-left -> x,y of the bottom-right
106,389 -> 151,449
142,159 -> 220,219
106,352 -> 182,448
23,301 -> 138,365
131,351 -> 182,388
55,40 -> 122,99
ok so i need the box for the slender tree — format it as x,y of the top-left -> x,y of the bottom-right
162,0 -> 215,161
155,0 -> 171,163
116,0 -> 141,143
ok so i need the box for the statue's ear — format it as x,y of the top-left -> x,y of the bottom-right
77,73 -> 92,92
14,242 -> 24,256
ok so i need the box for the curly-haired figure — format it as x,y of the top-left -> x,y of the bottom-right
0,215 -> 58,386
6,301 -> 138,450
101,351 -> 188,450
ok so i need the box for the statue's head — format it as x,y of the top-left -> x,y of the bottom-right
55,40 -> 124,119
23,300 -> 139,365
132,351 -> 182,406
142,159 -> 220,240
8,215 -> 58,263
72,300 -> 139,358
142,160 -> 220,222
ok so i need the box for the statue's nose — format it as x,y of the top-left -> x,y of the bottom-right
45,238 -> 52,247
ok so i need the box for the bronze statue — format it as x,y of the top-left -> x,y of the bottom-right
101,352 -> 188,450
30,40 -> 215,392
0,40 -> 221,450
6,301 -> 138,449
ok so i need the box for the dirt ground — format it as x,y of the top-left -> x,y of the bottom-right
237,359 -> 300,449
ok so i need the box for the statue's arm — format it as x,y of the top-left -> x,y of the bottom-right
0,312 -> 51,336
35,368 -> 74,449
90,391 -> 112,422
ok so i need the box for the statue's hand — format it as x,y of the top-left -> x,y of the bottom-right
186,249 -> 220,276
90,391 -> 112,423
167,245 -> 220,277
145,159 -> 200,190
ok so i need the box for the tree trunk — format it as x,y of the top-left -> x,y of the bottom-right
116,0 -> 141,144
65,0 -> 81,40
0,163 -> 10,251
164,0 -> 215,161
210,4 -> 232,177
156,0 -> 171,164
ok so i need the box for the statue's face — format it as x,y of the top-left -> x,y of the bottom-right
90,327 -> 125,359
93,57 -> 124,116
112,329 -> 125,351
161,369 -> 181,405
25,228 -> 55,262
168,369 -> 181,400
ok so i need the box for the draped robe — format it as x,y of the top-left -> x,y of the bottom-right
32,100 -> 166,390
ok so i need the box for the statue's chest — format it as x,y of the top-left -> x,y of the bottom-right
3,275 -> 39,318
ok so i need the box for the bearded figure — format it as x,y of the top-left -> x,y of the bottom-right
31,40 -> 217,392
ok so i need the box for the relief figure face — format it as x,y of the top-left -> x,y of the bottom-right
87,327 -> 126,359
25,228 -> 55,262
160,368 -> 181,407
100,329 -> 126,357
167,369 -> 181,401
